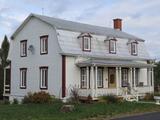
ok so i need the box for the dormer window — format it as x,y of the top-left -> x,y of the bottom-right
83,37 -> 91,51
78,33 -> 92,52
131,42 -> 138,56
109,39 -> 116,54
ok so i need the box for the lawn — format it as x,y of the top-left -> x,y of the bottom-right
0,102 -> 159,120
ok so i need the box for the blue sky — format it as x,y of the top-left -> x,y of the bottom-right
0,0 -> 160,59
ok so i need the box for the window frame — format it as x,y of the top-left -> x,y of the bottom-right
82,36 -> 91,52
109,39 -> 117,54
131,42 -> 138,56
40,35 -> 48,55
20,40 -> 27,57
80,67 -> 87,89
40,66 -> 48,90
20,68 -> 27,89
121,68 -> 128,87
97,67 -> 104,88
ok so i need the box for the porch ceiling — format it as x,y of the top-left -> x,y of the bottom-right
76,59 -> 156,68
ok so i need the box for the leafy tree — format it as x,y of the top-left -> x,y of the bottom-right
0,35 -> 10,68
0,35 -> 10,99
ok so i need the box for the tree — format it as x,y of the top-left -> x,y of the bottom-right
0,35 -> 10,99
0,35 -> 10,68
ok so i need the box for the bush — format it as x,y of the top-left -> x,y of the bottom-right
22,91 -> 53,104
154,92 -> 160,96
99,94 -> 118,104
13,98 -> 19,104
3,99 -> 10,104
143,93 -> 154,101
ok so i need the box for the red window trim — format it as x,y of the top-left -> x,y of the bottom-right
109,39 -> 117,54
39,66 -> 48,90
20,68 -> 27,89
40,35 -> 48,55
82,36 -> 91,52
20,40 -> 27,57
131,42 -> 138,56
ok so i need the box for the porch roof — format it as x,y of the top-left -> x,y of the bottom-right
76,59 -> 156,68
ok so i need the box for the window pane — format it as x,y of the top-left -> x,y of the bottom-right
110,40 -> 116,53
81,68 -> 87,88
97,68 -> 103,87
83,37 -> 90,50
40,36 -> 48,54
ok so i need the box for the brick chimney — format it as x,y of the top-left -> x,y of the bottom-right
113,18 -> 122,31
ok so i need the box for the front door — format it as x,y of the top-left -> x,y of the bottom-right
108,67 -> 116,88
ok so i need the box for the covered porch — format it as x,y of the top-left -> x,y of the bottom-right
76,59 -> 155,99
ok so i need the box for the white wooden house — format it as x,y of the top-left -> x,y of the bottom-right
3,13 -> 155,101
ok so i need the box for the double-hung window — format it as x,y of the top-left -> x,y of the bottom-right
20,68 -> 27,89
97,68 -> 103,88
83,37 -> 91,51
20,40 -> 27,57
40,35 -> 48,54
40,67 -> 48,89
81,68 -> 87,88
109,39 -> 116,54
121,68 -> 128,87
131,42 -> 138,55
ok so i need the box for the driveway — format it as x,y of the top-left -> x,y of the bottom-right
112,112 -> 160,120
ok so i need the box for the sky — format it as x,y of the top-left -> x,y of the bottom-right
0,0 -> 160,59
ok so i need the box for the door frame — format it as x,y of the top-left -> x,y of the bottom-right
108,67 -> 116,88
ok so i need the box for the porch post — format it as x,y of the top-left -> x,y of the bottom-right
119,67 -> 122,88
3,68 -> 6,95
133,68 -> 136,88
130,68 -> 133,88
90,66 -> 94,97
86,66 -> 89,89
95,66 -> 98,97
116,67 -> 119,95
151,68 -> 154,88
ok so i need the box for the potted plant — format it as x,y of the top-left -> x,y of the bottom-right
154,92 -> 160,105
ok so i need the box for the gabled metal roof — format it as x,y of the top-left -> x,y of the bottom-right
11,13 -> 144,41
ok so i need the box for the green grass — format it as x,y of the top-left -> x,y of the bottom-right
0,102 -> 159,120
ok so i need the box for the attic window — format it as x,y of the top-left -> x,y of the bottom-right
83,37 -> 91,51
78,33 -> 92,52
131,42 -> 138,56
109,39 -> 116,54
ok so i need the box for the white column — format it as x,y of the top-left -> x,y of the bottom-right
119,67 -> 122,88
95,66 -> 98,97
116,67 -> 119,95
152,68 -> 154,89
86,66 -> 89,89
130,68 -> 133,88
90,66 -> 94,97
3,68 -> 6,95
133,68 -> 136,88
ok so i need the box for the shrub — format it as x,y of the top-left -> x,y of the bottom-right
70,87 -> 80,104
4,99 -> 10,104
154,92 -> 160,96
143,93 -> 154,101
99,94 -> 118,104
22,91 -> 53,104
13,98 -> 19,104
